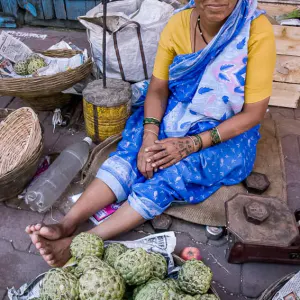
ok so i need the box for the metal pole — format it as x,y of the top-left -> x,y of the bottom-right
102,0 -> 107,88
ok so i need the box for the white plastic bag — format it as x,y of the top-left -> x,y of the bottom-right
79,0 -> 178,82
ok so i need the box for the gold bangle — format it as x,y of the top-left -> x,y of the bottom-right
187,136 -> 196,152
144,129 -> 158,137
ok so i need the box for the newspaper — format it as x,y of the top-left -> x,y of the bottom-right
272,272 -> 300,300
0,32 -> 88,79
8,232 -> 177,300
0,31 -> 32,63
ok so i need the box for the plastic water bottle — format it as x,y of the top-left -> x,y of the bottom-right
25,137 -> 92,213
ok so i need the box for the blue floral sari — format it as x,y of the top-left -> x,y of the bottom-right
97,0 -> 263,219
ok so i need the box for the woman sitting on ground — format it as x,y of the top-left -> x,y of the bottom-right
26,0 -> 276,266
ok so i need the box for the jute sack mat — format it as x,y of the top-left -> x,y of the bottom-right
81,119 -> 287,226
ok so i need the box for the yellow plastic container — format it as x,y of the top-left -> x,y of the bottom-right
83,99 -> 130,142
82,79 -> 131,143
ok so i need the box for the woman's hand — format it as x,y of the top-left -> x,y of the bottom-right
145,137 -> 196,170
137,133 -> 158,179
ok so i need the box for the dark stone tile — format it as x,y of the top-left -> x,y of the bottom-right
295,107 -> 300,120
201,244 -> 242,295
142,222 -> 156,234
284,158 -> 300,186
0,289 -> 6,300
4,26 -> 68,38
41,114 -> 62,155
5,196 -> 33,211
213,284 -> 245,300
2,295 -> 8,300
169,218 -> 208,245
62,35 -> 91,54
277,119 -> 300,137
0,240 -> 49,290
38,111 -> 50,123
134,222 -> 155,234
0,96 -> 14,108
241,262 -> 300,298
281,135 -> 300,164
287,182 -> 300,212
269,107 -> 295,120
7,97 -> 27,109
0,205 -> 44,251
115,231 -> 148,242
207,235 -> 228,247
23,36 -> 64,52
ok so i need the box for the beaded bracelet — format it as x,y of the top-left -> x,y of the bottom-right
210,127 -> 222,146
194,134 -> 203,151
143,117 -> 161,127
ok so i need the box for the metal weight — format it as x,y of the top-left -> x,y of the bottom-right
151,214 -> 173,232
244,201 -> 270,225
243,172 -> 270,194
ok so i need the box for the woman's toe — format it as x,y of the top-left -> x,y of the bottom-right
48,260 -> 56,267
34,224 -> 42,231
25,225 -> 31,234
30,233 -> 40,245
44,254 -> 54,262
40,248 -> 51,255
36,242 -> 43,250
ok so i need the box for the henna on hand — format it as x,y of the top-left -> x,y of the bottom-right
145,137 -> 196,169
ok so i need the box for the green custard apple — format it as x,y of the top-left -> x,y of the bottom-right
14,60 -> 28,75
104,243 -> 128,267
114,248 -> 152,286
40,268 -> 79,300
149,252 -> 167,280
27,58 -> 46,75
70,232 -> 104,260
79,266 -> 125,300
178,260 -> 213,295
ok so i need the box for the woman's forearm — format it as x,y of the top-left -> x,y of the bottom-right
143,77 -> 169,135
144,89 -> 168,121
199,98 -> 269,150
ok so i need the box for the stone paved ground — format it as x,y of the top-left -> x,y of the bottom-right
1,26 -> 300,300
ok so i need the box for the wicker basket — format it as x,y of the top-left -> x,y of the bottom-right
258,272 -> 298,300
0,108 -> 43,202
0,49 -> 93,110
23,93 -> 73,111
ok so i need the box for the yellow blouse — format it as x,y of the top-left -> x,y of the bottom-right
153,10 -> 276,104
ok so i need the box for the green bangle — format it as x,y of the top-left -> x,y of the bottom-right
210,127 -> 222,146
143,117 -> 161,127
194,134 -> 203,151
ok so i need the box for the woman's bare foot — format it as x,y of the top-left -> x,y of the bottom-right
25,222 -> 76,241
31,234 -> 73,267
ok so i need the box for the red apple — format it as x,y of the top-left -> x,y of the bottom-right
180,247 -> 202,261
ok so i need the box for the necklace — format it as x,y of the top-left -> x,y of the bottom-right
197,16 -> 208,45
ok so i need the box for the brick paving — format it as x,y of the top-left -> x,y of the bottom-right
0,26 -> 300,300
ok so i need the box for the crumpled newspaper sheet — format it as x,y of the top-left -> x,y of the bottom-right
8,232 -> 178,300
0,31 -> 88,79
272,271 -> 300,300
